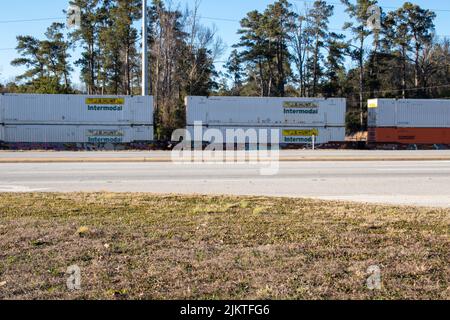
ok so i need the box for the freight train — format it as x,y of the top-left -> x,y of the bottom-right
1,94 -> 449,148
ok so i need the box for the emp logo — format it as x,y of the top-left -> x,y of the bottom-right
67,4 -> 81,29
367,5 -> 381,31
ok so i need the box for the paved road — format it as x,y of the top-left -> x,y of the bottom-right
0,160 -> 449,208
1,150 -> 450,161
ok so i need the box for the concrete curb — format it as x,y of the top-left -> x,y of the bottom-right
1,157 -> 450,163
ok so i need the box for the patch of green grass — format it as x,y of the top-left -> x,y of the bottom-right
239,200 -> 250,209
253,206 -> 270,215
0,193 -> 448,300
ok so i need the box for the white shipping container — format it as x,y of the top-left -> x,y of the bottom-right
0,94 -> 153,125
186,126 -> 345,145
186,96 -> 346,127
2,125 -> 154,143
368,99 -> 450,128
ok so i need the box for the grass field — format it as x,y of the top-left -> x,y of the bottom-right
0,193 -> 448,300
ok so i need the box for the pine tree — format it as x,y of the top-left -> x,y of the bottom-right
306,0 -> 334,96
69,0 -> 103,94
264,0 -> 296,96
289,11 -> 309,96
224,49 -> 244,95
323,32 -> 347,97
235,0 -> 294,97
402,3 -> 435,94
341,0 -> 378,128
11,23 -> 72,93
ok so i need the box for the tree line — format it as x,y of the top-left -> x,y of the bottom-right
1,0 -> 449,136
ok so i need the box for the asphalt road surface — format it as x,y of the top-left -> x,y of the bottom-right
1,150 -> 450,161
1,160 -> 450,208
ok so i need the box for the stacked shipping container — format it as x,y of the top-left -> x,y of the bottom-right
185,96 -> 346,144
0,94 -> 154,143
368,99 -> 450,144
3,95 -> 449,146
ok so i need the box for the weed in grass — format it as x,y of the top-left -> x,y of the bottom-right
107,289 -> 129,300
30,240 -> 49,247
76,226 -> 90,237
240,201 -> 250,209
256,285 -> 274,299
253,207 -> 269,215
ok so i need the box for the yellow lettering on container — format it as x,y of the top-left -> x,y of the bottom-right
282,129 -> 319,137
86,98 -> 125,105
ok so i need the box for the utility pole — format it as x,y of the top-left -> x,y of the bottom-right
142,0 -> 149,96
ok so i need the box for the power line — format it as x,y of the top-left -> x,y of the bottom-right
0,0 -> 450,26
1,1 -> 450,42
291,0 -> 450,13
0,17 -> 64,24
200,15 -> 450,38
354,84 -> 450,96
201,16 -> 239,23
0,15 -> 239,25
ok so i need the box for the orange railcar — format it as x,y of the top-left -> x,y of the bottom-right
368,127 -> 450,144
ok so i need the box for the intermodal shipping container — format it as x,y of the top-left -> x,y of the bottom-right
368,98 -> 450,144
0,94 -> 153,125
186,96 -> 346,127
186,126 -> 345,145
1,125 -> 154,143
368,127 -> 450,144
368,99 -> 450,128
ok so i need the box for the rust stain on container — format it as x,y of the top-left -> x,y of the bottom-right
368,127 -> 450,144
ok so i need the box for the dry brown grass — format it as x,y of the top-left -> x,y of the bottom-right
0,193 -> 448,300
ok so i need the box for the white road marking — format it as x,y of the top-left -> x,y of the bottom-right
377,168 -> 450,172
0,185 -> 48,192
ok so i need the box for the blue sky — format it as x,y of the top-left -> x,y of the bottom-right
1,0 -> 450,85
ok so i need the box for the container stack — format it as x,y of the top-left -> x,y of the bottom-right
185,96 -> 346,145
368,99 -> 450,144
0,94 -> 154,143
